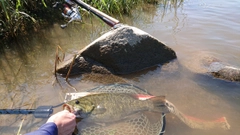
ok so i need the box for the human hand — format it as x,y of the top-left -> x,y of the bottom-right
47,110 -> 76,135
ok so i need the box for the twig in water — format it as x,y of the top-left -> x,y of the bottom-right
54,45 -> 65,74
53,45 -> 65,88
66,54 -> 77,92
57,45 -> 65,62
15,63 -> 22,77
10,94 -> 17,109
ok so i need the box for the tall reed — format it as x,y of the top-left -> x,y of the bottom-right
0,0 -> 48,39
0,0 -> 182,46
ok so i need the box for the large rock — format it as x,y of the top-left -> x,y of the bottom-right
57,25 -> 176,75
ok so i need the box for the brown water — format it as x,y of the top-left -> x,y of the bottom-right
0,0 -> 240,134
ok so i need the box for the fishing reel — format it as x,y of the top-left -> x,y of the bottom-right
54,0 -> 120,29
53,0 -> 82,29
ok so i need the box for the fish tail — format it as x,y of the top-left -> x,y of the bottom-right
150,96 -> 170,113
182,114 -> 231,130
165,100 -> 231,130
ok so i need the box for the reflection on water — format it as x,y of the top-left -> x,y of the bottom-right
0,0 -> 240,134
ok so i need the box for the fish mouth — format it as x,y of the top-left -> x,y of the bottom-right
63,104 -> 82,118
74,110 -> 82,119
63,104 -> 74,113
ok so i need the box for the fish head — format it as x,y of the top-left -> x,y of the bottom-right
64,97 -> 95,118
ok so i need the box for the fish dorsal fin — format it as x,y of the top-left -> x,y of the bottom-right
130,94 -> 166,101
131,94 -> 158,100
149,96 -> 166,102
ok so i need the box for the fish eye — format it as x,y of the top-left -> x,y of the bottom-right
75,100 -> 80,104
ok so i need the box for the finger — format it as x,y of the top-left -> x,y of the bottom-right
62,110 -> 76,118
64,121 -> 77,129
68,112 -> 76,119
67,132 -> 74,135
60,126 -> 76,135
62,109 -> 70,113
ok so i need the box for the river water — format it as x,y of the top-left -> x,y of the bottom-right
0,0 -> 240,134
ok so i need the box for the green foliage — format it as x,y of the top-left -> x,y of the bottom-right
84,0 -> 143,14
0,0 -> 58,40
0,0 -> 182,45
42,0 -> 47,7
0,0 -> 10,20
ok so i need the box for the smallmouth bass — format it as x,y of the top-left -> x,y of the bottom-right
64,93 -> 169,123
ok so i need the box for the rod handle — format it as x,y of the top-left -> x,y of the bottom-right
0,106 -> 53,118
0,109 -> 35,114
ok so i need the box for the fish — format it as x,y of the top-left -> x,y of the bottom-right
63,92 -> 169,123
63,83 -> 231,135
64,92 -> 230,130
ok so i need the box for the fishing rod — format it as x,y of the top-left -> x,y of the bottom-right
54,0 -> 120,28
72,0 -> 120,27
0,103 -> 64,118
0,92 -> 90,118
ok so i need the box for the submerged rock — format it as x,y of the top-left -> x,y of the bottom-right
182,51 -> 240,82
57,25 -> 176,75
209,62 -> 240,82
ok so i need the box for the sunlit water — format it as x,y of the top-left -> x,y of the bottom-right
0,0 -> 240,134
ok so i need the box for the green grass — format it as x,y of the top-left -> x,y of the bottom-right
85,0 -> 141,14
0,0 -> 182,47
85,0 -> 163,14
0,0 -> 58,39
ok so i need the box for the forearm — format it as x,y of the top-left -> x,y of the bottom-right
25,122 -> 58,135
